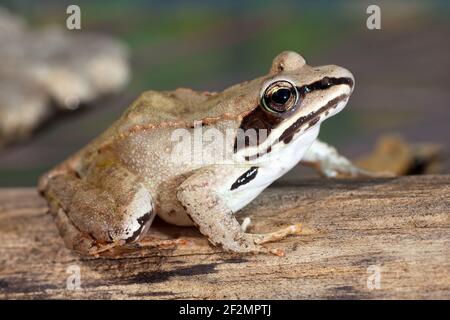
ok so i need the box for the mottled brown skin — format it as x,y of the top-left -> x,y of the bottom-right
39,51 -> 367,257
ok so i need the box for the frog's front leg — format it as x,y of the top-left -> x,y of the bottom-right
301,139 -> 386,178
177,166 -> 302,256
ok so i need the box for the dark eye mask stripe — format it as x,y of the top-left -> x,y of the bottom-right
233,106 -> 282,152
279,93 -> 349,144
297,77 -> 353,95
234,77 -> 353,154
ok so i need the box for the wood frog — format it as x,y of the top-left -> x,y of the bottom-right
39,51 -> 371,256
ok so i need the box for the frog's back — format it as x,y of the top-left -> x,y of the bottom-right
84,74 -> 268,158
80,88 -> 213,155
112,79 -> 265,134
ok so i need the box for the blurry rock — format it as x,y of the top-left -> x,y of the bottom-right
356,135 -> 444,176
0,7 -> 130,147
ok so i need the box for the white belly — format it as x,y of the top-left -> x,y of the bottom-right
226,125 -> 320,213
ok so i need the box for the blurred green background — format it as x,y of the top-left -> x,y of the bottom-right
0,0 -> 449,186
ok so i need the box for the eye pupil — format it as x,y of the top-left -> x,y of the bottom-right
271,88 -> 291,104
262,80 -> 298,113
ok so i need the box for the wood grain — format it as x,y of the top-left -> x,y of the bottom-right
0,175 -> 449,299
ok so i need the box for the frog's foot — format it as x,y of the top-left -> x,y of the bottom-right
214,232 -> 285,257
237,241 -> 286,257
302,139 -> 393,178
252,223 -> 302,245
88,240 -> 126,256
136,237 -> 190,249
235,224 -> 302,257
87,238 -> 190,256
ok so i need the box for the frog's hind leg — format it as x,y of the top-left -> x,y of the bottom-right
301,139 -> 388,178
42,163 -> 157,256
53,206 -> 98,254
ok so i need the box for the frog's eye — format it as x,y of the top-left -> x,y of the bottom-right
261,80 -> 299,113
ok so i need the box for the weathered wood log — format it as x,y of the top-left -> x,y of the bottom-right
0,175 -> 449,299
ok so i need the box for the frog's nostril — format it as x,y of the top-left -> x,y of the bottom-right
321,77 -> 331,87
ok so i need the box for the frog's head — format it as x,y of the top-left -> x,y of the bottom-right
234,51 -> 354,162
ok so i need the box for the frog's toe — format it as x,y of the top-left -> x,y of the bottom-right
268,248 -> 285,257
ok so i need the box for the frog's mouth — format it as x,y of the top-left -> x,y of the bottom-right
275,92 -> 350,145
